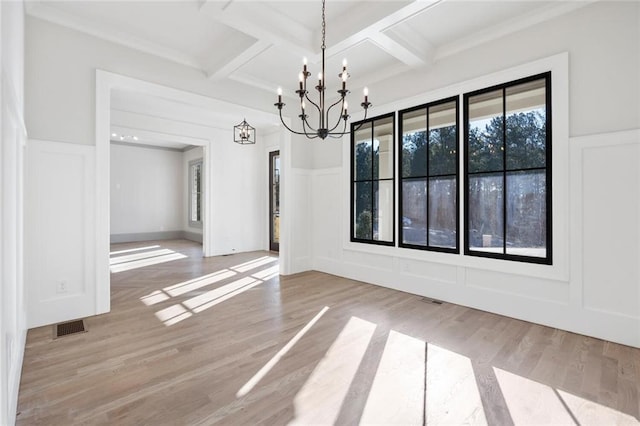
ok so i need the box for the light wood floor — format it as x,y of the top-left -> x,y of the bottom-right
17,240 -> 640,425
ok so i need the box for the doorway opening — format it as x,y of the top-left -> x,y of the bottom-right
269,150 -> 280,252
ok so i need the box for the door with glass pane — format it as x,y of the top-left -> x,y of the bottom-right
269,151 -> 280,252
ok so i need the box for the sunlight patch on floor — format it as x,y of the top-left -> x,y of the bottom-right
426,343 -> 488,425
132,251 -> 279,326
250,264 -> 279,281
109,245 -> 161,256
231,256 -> 278,273
140,290 -> 170,306
165,269 -> 237,298
154,304 -> 193,326
495,367 -> 639,425
290,316 -> 376,425
110,252 -> 187,273
557,388 -> 639,425
360,330 -> 425,425
237,306 -> 330,398
109,249 -> 175,265
183,276 -> 263,314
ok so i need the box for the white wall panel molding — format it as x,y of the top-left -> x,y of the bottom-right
570,129 -> 640,324
25,139 -> 96,328
287,167 -> 312,275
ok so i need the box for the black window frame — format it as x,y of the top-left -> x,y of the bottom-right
398,96 -> 460,254
188,158 -> 203,228
350,112 -> 396,246
463,72 -> 552,265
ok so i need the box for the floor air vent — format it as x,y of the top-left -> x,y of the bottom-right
55,320 -> 87,338
420,297 -> 443,305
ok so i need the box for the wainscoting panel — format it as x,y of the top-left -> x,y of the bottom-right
25,139 -> 97,328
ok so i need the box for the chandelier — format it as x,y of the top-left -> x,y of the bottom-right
274,0 -> 371,140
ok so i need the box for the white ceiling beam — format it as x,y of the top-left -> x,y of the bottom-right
322,0 -> 444,64
200,1 -> 315,58
368,33 -> 426,67
207,40 -> 272,80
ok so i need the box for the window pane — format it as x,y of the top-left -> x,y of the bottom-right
428,101 -> 457,176
402,109 -> 427,178
506,79 -> 546,170
468,89 -> 503,173
354,181 -> 373,239
354,123 -> 372,181
402,179 -> 427,246
468,173 -> 504,252
374,180 -> 393,242
428,177 -> 456,248
190,162 -> 202,223
506,170 -> 546,257
374,116 -> 394,180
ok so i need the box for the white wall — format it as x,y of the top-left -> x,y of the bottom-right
208,129 -> 265,255
310,2 -> 640,348
110,143 -> 183,238
1,1 -> 27,424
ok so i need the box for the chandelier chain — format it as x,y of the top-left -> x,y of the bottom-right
321,0 -> 326,50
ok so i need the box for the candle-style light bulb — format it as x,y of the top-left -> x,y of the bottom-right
363,86 -> 369,104
301,100 -> 306,110
277,87 -> 282,103
303,57 -> 308,74
342,58 -> 347,71
298,72 -> 304,90
344,100 -> 348,112
317,72 -> 323,87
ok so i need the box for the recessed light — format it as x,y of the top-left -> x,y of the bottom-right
133,136 -> 138,141
111,133 -> 117,137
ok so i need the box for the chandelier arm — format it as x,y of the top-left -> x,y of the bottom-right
327,120 -> 349,138
278,110 -> 317,137
303,93 -> 321,115
326,96 -> 345,115
325,98 -> 348,132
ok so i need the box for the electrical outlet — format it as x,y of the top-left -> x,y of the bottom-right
56,280 -> 67,293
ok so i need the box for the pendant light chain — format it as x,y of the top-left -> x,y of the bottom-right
321,0 -> 326,50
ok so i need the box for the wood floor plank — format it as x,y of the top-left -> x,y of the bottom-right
16,239 -> 640,425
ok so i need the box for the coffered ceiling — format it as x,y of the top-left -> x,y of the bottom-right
25,0 -> 591,147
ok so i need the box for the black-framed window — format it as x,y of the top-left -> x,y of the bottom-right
351,113 -> 395,245
464,72 -> 552,264
189,159 -> 203,228
399,97 -> 459,252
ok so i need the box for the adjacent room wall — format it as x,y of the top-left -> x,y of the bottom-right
310,1 -> 640,347
110,143 -> 184,243
0,1 -> 27,424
